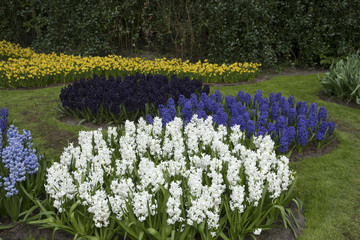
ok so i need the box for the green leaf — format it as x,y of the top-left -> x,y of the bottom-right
70,211 -> 83,234
118,221 -> 138,239
138,231 -> 144,240
198,221 -> 206,240
0,224 -> 16,230
19,205 -> 39,222
219,232 -> 230,240
147,228 -> 161,239
179,226 -> 192,240
170,230 -> 176,240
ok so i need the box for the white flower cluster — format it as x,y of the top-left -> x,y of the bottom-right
45,129 -> 113,227
167,181 -> 183,225
108,178 -> 134,220
45,115 -> 294,232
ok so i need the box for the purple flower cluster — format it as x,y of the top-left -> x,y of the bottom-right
60,74 -> 209,119
0,107 -> 8,135
1,125 -> 39,197
154,89 -> 336,153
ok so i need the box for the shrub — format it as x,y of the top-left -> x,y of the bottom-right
319,51 -> 360,104
59,74 -> 210,124
37,115 -> 299,240
0,108 -> 45,223
2,1 -> 359,67
156,90 -> 335,153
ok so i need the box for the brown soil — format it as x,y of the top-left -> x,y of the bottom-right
206,67 -> 328,87
289,137 -> 339,162
318,91 -> 360,110
57,115 -> 116,130
0,217 -> 73,240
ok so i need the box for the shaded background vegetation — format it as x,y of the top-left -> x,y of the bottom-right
1,0 -> 359,67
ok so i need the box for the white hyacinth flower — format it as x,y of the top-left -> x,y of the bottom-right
45,113 -> 294,234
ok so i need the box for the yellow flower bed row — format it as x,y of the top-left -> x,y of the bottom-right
0,40 -> 35,60
0,40 -> 261,88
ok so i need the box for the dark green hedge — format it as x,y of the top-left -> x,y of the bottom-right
1,0 -> 359,67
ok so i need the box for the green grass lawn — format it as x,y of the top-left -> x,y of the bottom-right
1,73 -> 359,239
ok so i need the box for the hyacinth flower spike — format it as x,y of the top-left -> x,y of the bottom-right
0,107 -> 8,135
297,115 -> 308,150
181,100 -> 193,124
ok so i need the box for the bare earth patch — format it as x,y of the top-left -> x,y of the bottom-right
206,67 -> 328,87
0,217 -> 73,240
289,137 -> 339,162
318,91 -> 360,110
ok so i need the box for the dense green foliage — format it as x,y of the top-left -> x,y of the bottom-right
1,1 -> 359,67
319,51 -> 360,104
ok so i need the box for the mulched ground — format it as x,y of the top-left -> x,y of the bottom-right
318,91 -> 360,110
0,218 -> 73,240
206,67 -> 328,87
1,68 -> 339,240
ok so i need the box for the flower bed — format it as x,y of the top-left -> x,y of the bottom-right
156,90 -> 335,153
0,40 -> 261,88
59,74 -> 210,124
0,40 -> 35,61
0,108 -> 44,222
40,115 -> 299,240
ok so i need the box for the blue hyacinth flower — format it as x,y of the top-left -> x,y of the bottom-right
1,125 -> 39,197
271,102 -> 280,120
256,126 -> 267,137
237,90 -> 245,103
288,108 -> 297,124
267,122 -> 276,139
158,104 -> 173,127
318,106 -> 327,121
195,100 -> 207,120
253,89 -> 263,106
246,120 -> 255,139
315,120 -> 329,141
244,93 -> 252,106
275,92 -> 282,103
269,92 -> 275,104
257,111 -> 268,127
213,106 -> 228,127
167,98 -> 177,119
297,101 -> 308,116
286,126 -> 296,143
259,98 -> 269,113
278,128 -> 289,152
0,107 -> 8,135
288,95 -> 295,107
275,115 -> 287,133
190,93 -> 198,108
181,100 -> 193,124
327,121 -> 335,136
178,95 -> 186,108
297,115 -> 308,146
146,114 -> 154,124
307,103 -> 318,133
